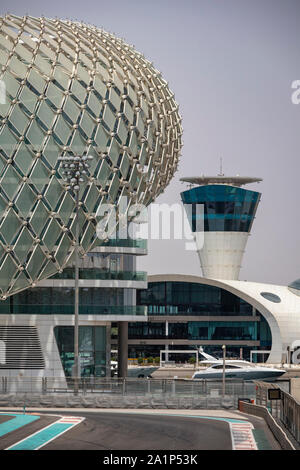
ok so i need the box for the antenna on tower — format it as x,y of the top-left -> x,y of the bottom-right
218,157 -> 224,176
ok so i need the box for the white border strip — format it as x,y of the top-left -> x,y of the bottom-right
5,416 -> 85,450
229,422 -> 257,450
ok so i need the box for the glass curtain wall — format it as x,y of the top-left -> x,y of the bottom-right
133,281 -> 272,362
138,281 -> 253,315
180,184 -> 260,232
9,286 -> 127,314
54,325 -> 107,377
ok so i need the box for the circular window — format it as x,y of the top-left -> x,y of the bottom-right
260,292 -> 281,303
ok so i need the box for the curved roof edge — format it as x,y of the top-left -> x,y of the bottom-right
148,273 -> 284,288
180,176 -> 263,187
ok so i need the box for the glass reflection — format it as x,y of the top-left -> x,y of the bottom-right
54,326 -> 107,377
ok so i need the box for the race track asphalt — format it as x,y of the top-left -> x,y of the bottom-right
42,411 -> 232,450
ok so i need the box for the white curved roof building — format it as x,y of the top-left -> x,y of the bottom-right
144,274 -> 300,364
130,176 -> 300,365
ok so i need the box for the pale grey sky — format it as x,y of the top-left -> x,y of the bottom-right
1,0 -> 299,285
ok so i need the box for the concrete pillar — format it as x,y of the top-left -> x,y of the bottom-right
194,231 -> 249,280
118,321 -> 128,378
290,378 -> 300,402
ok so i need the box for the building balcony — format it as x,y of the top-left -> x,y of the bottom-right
100,238 -> 147,249
127,334 -> 258,341
94,238 -> 147,255
50,269 -> 147,282
143,305 -> 255,316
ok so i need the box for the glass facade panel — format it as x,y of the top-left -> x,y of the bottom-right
14,184 -> 37,217
129,322 -> 166,339
188,321 -> 258,341
54,326 -> 107,377
95,327 -> 107,352
128,344 -> 271,363
49,252 -> 146,281
50,268 -> 146,282
100,238 -> 147,250
128,319 -> 268,343
181,184 -> 260,232
1,166 -> 22,200
14,287 -> 125,307
14,228 -> 34,264
79,326 -> 93,351
0,208 -> 22,244
134,280 -> 272,361
138,281 -> 252,315
4,284 -> 146,316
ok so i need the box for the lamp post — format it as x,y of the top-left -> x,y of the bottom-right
58,154 -> 93,394
222,344 -> 226,398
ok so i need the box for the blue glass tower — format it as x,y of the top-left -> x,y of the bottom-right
181,176 -> 262,279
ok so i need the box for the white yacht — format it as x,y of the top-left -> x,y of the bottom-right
192,349 -> 285,381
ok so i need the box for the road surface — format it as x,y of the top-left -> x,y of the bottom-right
0,409 -> 281,451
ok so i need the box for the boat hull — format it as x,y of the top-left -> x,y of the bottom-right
193,369 -> 285,381
127,367 -> 159,378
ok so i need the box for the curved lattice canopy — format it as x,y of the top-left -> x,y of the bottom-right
0,14 -> 182,297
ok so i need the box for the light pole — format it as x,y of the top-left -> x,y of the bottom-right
222,344 -> 226,398
58,154 -> 93,394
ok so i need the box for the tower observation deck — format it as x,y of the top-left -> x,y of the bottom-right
180,175 -> 262,280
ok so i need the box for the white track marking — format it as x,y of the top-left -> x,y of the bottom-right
5,415 -> 85,450
230,422 -> 257,450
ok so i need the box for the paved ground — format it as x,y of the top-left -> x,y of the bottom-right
0,408 -> 281,451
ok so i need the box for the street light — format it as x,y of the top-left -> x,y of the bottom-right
58,154 -> 93,394
222,344 -> 226,398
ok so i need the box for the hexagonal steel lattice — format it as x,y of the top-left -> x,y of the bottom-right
0,14 -> 183,298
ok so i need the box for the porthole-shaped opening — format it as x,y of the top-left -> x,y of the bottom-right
260,292 -> 281,303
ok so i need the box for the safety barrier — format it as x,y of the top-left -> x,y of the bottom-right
239,380 -> 300,447
0,377 -> 256,410
238,399 -> 295,450
280,390 -> 300,445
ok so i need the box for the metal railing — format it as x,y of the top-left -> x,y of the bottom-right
146,305 -> 255,316
0,376 -> 255,400
50,269 -> 147,281
280,390 -> 300,444
254,380 -> 282,419
254,380 -> 300,444
0,305 -> 147,315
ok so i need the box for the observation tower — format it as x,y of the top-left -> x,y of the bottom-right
180,174 -> 262,280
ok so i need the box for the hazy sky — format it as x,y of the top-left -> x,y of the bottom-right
1,0 -> 299,285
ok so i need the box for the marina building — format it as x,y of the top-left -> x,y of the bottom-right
0,14 -> 182,381
126,176 -> 300,364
